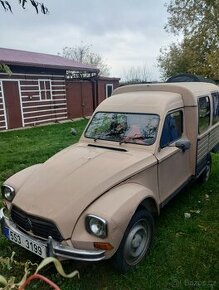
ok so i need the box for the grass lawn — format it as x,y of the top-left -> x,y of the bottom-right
0,120 -> 218,290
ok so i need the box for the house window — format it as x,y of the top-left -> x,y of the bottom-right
39,80 -> 52,100
106,84 -> 113,98
198,96 -> 210,134
160,111 -> 183,148
212,92 -> 219,125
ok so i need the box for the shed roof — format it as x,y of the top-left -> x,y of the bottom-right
0,47 -> 99,73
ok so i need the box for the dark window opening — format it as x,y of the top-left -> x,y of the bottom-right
212,92 -> 219,125
39,80 -> 52,100
198,96 -> 210,134
106,84 -> 113,98
160,111 -> 183,148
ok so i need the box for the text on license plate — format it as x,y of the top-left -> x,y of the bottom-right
4,227 -> 47,258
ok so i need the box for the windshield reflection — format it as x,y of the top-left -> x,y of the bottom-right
85,112 -> 159,146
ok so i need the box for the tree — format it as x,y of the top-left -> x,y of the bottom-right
122,65 -> 150,83
58,44 -> 110,77
165,0 -> 218,37
158,43 -> 187,80
0,0 -> 48,14
158,0 -> 219,80
158,37 -> 219,80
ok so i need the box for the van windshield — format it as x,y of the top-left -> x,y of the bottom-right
85,112 -> 159,146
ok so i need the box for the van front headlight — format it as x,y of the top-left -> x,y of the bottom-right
85,215 -> 107,238
1,185 -> 15,202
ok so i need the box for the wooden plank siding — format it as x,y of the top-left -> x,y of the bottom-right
0,81 -> 8,130
0,74 -> 68,130
0,73 -> 120,131
20,77 -> 67,126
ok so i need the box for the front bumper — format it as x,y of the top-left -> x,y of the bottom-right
0,207 -> 105,261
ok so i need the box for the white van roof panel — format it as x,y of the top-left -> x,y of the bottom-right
112,82 -> 218,107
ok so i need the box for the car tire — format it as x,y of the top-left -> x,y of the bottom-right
112,209 -> 154,273
199,156 -> 212,183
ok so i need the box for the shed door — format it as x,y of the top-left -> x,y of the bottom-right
82,82 -> 93,116
66,82 -> 82,118
66,81 -> 94,119
3,81 -> 23,129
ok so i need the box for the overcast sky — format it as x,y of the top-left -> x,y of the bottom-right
0,0 -> 177,80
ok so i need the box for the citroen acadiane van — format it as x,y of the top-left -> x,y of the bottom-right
1,82 -> 219,272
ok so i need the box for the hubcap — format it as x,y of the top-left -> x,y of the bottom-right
124,219 -> 150,265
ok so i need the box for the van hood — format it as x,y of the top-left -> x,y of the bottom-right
13,142 -> 156,238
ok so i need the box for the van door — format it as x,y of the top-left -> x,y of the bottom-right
156,109 -> 191,205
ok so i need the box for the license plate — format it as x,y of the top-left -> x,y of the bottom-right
4,227 -> 47,258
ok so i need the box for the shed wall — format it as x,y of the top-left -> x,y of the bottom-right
0,73 -> 68,130
65,78 -> 120,119
98,79 -> 120,104
0,73 -> 120,131
0,81 -> 7,130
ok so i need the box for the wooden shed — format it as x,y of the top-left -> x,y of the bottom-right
0,48 -> 120,131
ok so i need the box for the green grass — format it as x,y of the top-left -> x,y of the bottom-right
0,121 -> 218,290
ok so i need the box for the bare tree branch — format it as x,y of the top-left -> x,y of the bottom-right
122,65 -> 150,83
0,0 -> 12,12
58,44 -> 110,76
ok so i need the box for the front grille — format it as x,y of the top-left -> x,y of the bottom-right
11,206 -> 63,242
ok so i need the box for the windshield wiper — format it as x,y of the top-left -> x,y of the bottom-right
93,135 -> 102,142
119,139 -> 127,145
88,144 -> 127,152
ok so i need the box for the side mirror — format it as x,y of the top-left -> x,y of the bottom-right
175,139 -> 191,152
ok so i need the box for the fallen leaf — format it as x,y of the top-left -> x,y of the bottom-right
198,225 -> 208,231
190,210 -> 200,214
184,213 -> 191,219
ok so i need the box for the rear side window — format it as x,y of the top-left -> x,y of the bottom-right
198,96 -> 210,134
212,92 -> 219,125
160,111 -> 183,148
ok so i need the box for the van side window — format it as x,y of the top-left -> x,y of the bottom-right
212,92 -> 219,125
198,96 -> 210,134
160,111 -> 183,148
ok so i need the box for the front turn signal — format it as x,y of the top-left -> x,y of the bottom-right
94,242 -> 114,251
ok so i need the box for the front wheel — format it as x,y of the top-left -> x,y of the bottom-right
112,209 -> 154,273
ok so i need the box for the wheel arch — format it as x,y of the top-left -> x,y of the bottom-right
71,183 -> 159,258
137,197 -> 159,218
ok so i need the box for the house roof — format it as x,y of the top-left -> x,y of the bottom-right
0,47 -> 99,73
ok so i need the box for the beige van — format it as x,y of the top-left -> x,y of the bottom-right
1,82 -> 219,272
